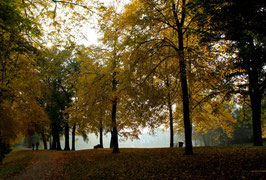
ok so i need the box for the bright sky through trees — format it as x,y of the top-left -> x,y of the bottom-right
44,0 -> 130,48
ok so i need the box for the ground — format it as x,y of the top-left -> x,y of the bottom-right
0,147 -> 265,179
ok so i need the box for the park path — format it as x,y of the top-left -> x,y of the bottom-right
8,150 -> 69,180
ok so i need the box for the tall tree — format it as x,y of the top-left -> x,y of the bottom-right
38,45 -> 79,150
198,0 -> 266,146
122,0 -> 195,154
0,0 -> 48,159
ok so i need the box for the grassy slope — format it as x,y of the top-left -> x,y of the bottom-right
1,147 -> 265,179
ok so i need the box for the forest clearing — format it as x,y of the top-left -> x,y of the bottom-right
0,147 -> 266,179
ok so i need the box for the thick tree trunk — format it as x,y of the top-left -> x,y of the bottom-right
171,0 -> 193,155
112,98 -> 119,153
52,124 -> 61,150
72,124 -> 76,151
111,62 -> 119,153
51,124 -> 61,150
56,129 -> 62,150
41,134 -> 47,150
99,127 -> 103,148
249,68 -> 263,146
64,122 -> 70,150
251,96 -> 262,146
51,128 -> 57,150
110,131 -> 114,148
0,134 -> 11,162
178,27 -> 193,155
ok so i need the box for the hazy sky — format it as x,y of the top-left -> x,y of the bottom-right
76,0 -> 131,46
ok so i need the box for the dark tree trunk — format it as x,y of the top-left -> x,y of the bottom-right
56,130 -> 62,150
171,0 -> 193,155
248,67 -> 263,146
111,62 -> 119,153
53,125 -> 61,151
245,37 -> 263,146
110,131 -> 114,148
51,124 -> 61,150
51,128 -> 57,150
64,122 -> 70,150
0,134 -> 11,162
178,25 -> 193,155
49,134 -> 52,150
41,134 -> 47,150
167,92 -> 174,148
99,127 -> 103,148
111,98 -> 119,153
72,124 -> 76,151
251,95 -> 263,146
166,63 -> 174,148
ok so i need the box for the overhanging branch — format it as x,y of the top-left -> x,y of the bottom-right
52,0 -> 96,14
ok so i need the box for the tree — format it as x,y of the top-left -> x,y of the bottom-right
0,0 -> 48,159
121,0 -> 202,154
38,45 -> 79,150
121,0 -> 240,153
198,0 -> 266,146
71,3 -> 168,152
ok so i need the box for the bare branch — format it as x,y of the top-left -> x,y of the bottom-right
52,0 -> 96,14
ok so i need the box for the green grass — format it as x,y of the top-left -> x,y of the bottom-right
62,147 -> 266,179
0,149 -> 33,179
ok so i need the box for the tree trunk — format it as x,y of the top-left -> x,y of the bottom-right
64,122 -> 70,150
249,69 -> 263,146
178,27 -> 193,155
99,127 -> 103,148
171,0 -> 193,155
51,128 -> 56,150
51,124 -> 61,150
72,124 -> 76,151
165,62 -> 174,148
111,60 -> 119,153
41,134 -> 47,150
56,130 -> 62,150
167,92 -> 174,148
111,98 -> 119,153
110,131 -> 114,148
49,134 -> 52,150
251,95 -> 262,146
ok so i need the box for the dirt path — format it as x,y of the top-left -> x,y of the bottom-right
8,150 -> 68,180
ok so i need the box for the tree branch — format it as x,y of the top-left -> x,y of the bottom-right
52,0 -> 96,14
180,0 -> 186,26
139,55 -> 177,86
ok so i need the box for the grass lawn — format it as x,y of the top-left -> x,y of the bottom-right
0,147 -> 265,179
